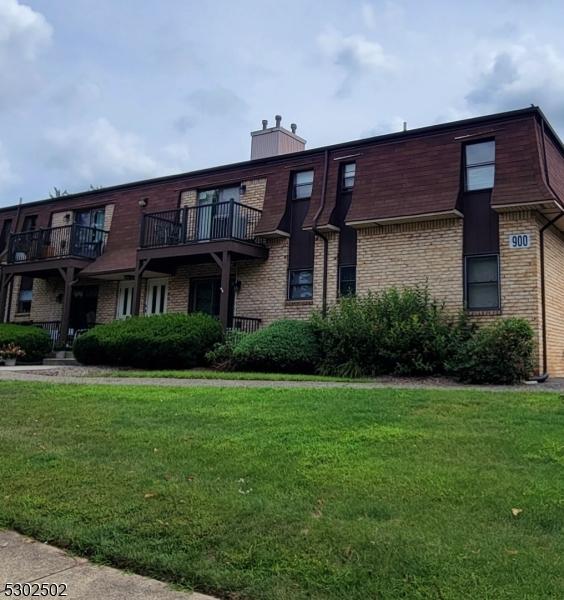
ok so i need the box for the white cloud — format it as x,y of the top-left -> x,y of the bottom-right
42,118 -> 189,188
0,0 -> 52,61
0,141 -> 17,190
317,28 -> 396,72
465,40 -> 564,126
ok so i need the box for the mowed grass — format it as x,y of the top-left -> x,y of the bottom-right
0,383 -> 562,599
110,369 -> 362,382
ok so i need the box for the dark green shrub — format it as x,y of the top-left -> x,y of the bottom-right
232,320 -> 320,373
449,318 -> 534,384
73,313 -> 223,369
312,287 -> 466,377
205,330 -> 248,371
0,323 -> 51,362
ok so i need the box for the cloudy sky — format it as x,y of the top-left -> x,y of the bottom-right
1,0 -> 564,207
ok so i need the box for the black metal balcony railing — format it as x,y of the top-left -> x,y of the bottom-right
141,201 -> 263,248
8,225 -> 108,264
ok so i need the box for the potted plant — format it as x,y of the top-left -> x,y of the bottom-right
0,343 -> 26,366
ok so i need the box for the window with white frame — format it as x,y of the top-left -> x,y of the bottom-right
116,281 -> 135,319
341,163 -> 356,190
465,255 -> 500,310
146,278 -> 168,315
465,141 -> 495,191
292,170 -> 314,199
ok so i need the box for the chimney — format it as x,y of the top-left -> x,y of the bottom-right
250,114 -> 306,159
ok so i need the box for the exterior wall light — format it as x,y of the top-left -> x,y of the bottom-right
138,198 -> 148,208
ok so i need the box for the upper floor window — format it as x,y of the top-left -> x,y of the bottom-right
341,163 -> 356,190
465,255 -> 500,310
0,219 -> 12,251
465,141 -> 495,191
22,215 -> 37,231
75,207 -> 105,229
293,170 -> 314,200
197,186 -> 240,205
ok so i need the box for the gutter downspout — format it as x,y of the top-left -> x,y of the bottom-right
312,149 -> 330,316
538,118 -> 564,377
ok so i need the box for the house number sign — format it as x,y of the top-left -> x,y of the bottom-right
508,233 -> 531,249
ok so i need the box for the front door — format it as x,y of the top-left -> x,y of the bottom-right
69,285 -> 99,331
146,278 -> 168,315
190,278 -> 234,324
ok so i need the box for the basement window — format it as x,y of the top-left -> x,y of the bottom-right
288,269 -> 313,300
465,255 -> 500,310
339,265 -> 356,296
465,140 -> 495,191
293,171 -> 314,200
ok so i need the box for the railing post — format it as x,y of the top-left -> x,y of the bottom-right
182,206 -> 188,244
229,199 -> 235,239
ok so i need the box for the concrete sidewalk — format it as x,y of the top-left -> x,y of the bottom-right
0,531 -> 216,600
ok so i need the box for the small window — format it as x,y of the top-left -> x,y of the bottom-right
293,170 -> 314,200
17,276 -> 33,314
339,265 -> 356,296
465,141 -> 495,191
466,255 -> 500,310
0,219 -> 12,251
342,163 -> 356,190
22,215 -> 37,232
288,269 -> 313,300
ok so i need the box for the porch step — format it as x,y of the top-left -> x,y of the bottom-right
43,352 -> 79,366
43,357 -> 79,366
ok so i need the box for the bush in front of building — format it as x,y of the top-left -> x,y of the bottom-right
312,287 -> 466,378
73,313 -> 223,369
232,319 -> 320,373
0,323 -> 51,363
205,330 -> 248,371
448,318 -> 534,384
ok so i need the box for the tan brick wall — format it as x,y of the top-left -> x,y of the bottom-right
356,219 -> 464,311
543,225 -> 564,376
180,190 -> 197,208
241,179 -> 267,211
103,204 -> 115,231
97,281 -> 119,323
51,211 -> 70,228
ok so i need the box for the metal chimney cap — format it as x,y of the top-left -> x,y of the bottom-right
290,123 -> 297,134
275,114 -> 282,127
262,119 -> 268,130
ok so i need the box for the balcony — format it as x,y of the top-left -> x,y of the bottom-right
7,225 -> 108,265
138,200 -> 267,264
141,201 -> 263,248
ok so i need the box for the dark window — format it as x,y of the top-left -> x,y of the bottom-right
293,170 -> 314,199
17,276 -> 33,313
466,255 -> 500,310
341,163 -> 356,190
465,141 -> 495,191
75,207 -> 105,229
0,219 -> 12,251
22,215 -> 37,231
339,265 -> 356,296
288,269 -> 313,300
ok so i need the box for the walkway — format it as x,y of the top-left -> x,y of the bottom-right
0,530 -> 215,600
1,366 -> 563,392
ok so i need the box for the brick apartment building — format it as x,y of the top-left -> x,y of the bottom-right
0,106 -> 563,375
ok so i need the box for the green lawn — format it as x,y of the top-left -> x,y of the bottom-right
110,369 -> 363,382
0,382 -> 562,599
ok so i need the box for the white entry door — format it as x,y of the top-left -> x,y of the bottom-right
146,278 -> 168,315
116,281 -> 135,319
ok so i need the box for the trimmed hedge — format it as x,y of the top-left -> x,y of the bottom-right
448,318 -> 534,384
0,323 -> 51,363
232,320 -> 320,373
73,313 -> 223,369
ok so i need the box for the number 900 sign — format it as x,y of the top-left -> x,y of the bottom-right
508,233 -> 531,249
